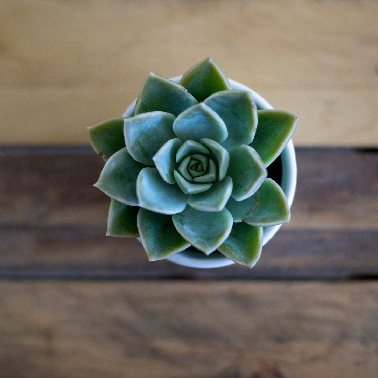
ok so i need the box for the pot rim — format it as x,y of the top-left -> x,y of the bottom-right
123,77 -> 297,269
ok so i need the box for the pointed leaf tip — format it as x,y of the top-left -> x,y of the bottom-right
124,111 -> 176,166
218,223 -> 262,268
138,208 -> 190,260
180,58 -> 231,102
173,103 -> 228,144
172,206 -> 233,254
250,110 -> 298,167
107,198 -> 139,237
87,117 -> 126,161
135,73 -> 197,116
94,147 -> 145,206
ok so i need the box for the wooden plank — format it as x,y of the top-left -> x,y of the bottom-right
1,281 -> 378,378
0,147 -> 377,279
1,226 -> 378,279
1,148 -> 377,229
1,88 -> 377,147
0,0 -> 377,146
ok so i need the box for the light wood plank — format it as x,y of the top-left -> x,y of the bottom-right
0,0 -> 377,145
1,281 -> 378,378
1,88 -> 377,146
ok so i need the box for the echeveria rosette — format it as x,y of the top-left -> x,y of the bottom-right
87,57 -> 298,268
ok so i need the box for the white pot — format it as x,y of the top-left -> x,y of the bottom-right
124,78 -> 297,269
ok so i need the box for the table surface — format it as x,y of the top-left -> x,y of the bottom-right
1,0 -> 378,377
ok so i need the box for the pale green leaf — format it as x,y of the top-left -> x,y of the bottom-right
179,57 -> 231,102
172,206 -> 233,254
218,223 -> 262,267
94,147 -> 145,206
228,145 -> 267,201
173,103 -> 228,144
138,208 -> 190,260
87,117 -> 126,161
135,73 -> 197,116
107,198 -> 139,237
124,111 -> 176,166
137,168 -> 188,215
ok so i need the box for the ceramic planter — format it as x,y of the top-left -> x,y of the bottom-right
123,78 -> 297,269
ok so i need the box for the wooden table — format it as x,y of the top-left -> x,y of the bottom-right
1,1 -> 378,377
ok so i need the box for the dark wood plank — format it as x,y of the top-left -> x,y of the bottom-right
1,226 -> 377,279
1,147 -> 377,229
0,147 -> 377,279
1,281 -> 377,378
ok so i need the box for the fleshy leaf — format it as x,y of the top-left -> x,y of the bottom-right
250,110 -> 298,167
189,154 -> 209,172
242,178 -> 290,226
178,156 -> 193,181
173,103 -> 228,144
179,57 -> 231,102
172,206 -> 233,255
94,147 -> 145,206
87,118 -> 126,161
218,223 -> 262,268
188,176 -> 233,212
107,198 -> 139,237
226,196 -> 257,223
137,208 -> 190,260
200,138 -> 229,181
228,145 -> 267,201
174,170 -> 212,194
137,168 -> 188,215
124,112 -> 176,166
153,138 -> 182,184
204,90 -> 258,150
135,73 -> 197,116
193,159 -> 216,183
176,140 -> 210,163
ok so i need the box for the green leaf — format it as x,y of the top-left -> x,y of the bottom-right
176,140 -> 210,163
193,159 -> 216,183
189,153 -> 209,172
226,196 -> 257,223
172,206 -> 233,254
200,138 -> 229,181
153,138 -> 182,184
94,147 -> 145,206
107,198 -> 139,237
227,145 -> 267,201
178,156 -> 194,181
179,57 -> 231,102
173,103 -> 228,144
124,111 -> 176,166
138,208 -> 190,260
250,110 -> 298,167
135,73 -> 197,116
242,178 -> 290,226
204,90 -> 258,150
87,117 -> 126,161
174,170 -> 212,194
218,223 -> 262,268
137,167 -> 188,215
188,176 -> 233,212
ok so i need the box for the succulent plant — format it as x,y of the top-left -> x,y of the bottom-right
88,58 -> 298,268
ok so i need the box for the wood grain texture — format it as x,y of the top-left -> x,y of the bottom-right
0,147 -> 377,279
1,148 -> 377,229
1,281 -> 378,378
0,0 -> 377,146
1,226 -> 378,279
